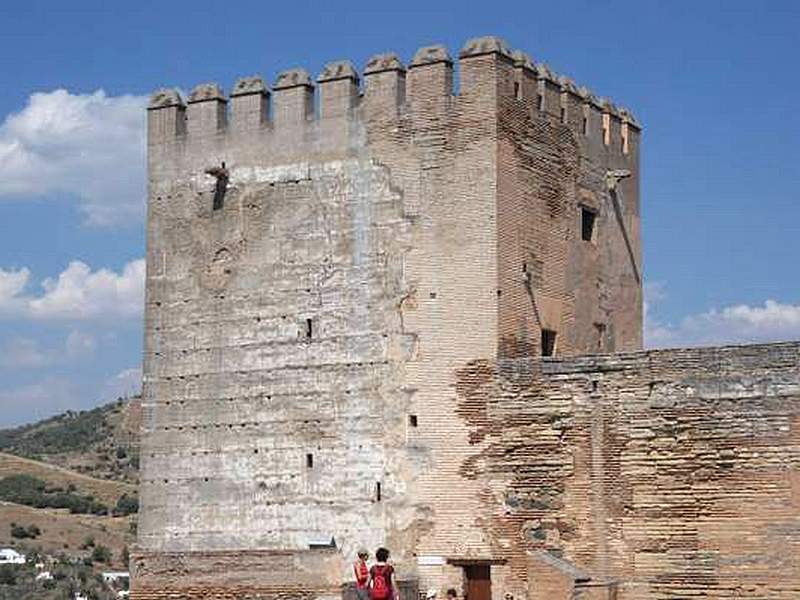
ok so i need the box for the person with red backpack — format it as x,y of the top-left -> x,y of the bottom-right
368,547 -> 399,600
354,549 -> 370,600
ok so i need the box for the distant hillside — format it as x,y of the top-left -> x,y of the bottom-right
0,454 -> 135,508
0,402 -> 142,596
0,397 -> 141,483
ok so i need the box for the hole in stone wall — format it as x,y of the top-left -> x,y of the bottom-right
513,82 -> 521,100
375,482 -> 382,502
306,453 -> 314,469
581,207 -> 597,242
592,380 -> 599,393
537,94 -> 544,111
429,292 -> 437,299
409,415 -> 418,427
541,329 -> 557,357
582,117 -> 588,135
560,107 -> 566,123
305,318 -> 313,339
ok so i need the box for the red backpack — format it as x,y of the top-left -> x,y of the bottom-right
370,565 -> 393,600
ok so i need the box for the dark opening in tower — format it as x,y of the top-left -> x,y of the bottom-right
541,329 -> 557,357
581,207 -> 597,242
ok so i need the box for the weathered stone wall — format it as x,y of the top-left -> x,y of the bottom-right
456,342 -> 800,599
137,36 -> 642,599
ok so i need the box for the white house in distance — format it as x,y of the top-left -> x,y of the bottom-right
102,571 -> 130,585
0,548 -> 26,565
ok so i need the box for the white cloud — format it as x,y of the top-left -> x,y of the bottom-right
0,267 -> 30,314
0,337 -> 50,368
645,282 -> 800,348
19,259 -> 145,321
0,89 -> 147,226
680,300 -> 800,344
104,367 -> 142,400
0,259 -> 144,322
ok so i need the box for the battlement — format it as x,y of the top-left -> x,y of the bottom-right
147,35 -> 640,152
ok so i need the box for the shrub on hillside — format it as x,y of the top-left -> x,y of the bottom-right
90,545 -> 112,564
10,523 -> 40,539
0,565 -> 16,585
112,494 -> 138,516
0,474 -> 108,515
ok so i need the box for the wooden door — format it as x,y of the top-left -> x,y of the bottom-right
464,565 -> 491,600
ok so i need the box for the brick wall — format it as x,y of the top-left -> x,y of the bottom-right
456,342 -> 800,599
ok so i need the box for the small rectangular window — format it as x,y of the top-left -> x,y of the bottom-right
513,82 -> 521,100
409,415 -> 418,428
306,453 -> 314,468
582,116 -> 588,135
581,207 -> 597,242
305,318 -> 313,339
537,94 -> 544,111
375,482 -> 382,502
541,329 -> 557,357
560,106 -> 566,123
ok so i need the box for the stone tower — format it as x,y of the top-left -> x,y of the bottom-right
134,36 -> 641,599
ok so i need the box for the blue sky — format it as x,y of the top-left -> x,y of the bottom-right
0,0 -> 798,426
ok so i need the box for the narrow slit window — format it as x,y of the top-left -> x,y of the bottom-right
306,453 -> 314,469
513,82 -> 521,100
305,318 -> 313,339
537,94 -> 544,111
375,482 -> 382,502
621,124 -> 630,154
560,106 -> 566,123
581,207 -> 597,242
541,329 -> 557,357
582,116 -> 588,135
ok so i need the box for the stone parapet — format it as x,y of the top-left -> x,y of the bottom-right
146,35 -> 640,150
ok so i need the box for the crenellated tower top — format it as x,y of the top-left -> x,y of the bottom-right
147,35 -> 641,150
